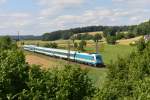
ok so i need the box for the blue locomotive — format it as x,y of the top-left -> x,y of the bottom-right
23,45 -> 104,67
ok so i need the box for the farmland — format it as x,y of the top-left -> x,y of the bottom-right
22,38 -> 138,88
21,38 -> 137,65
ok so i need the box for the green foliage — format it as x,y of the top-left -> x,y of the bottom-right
15,65 -> 96,100
0,36 -> 17,50
93,33 -> 102,42
116,32 -> 125,40
44,42 -> 58,48
74,42 -> 78,50
103,27 -> 118,37
0,37 -> 96,99
42,20 -> 150,41
75,33 -> 94,40
137,38 -> 147,52
124,32 -> 135,39
135,20 -> 150,35
78,40 -> 87,51
0,50 -> 29,99
70,36 -> 75,43
98,42 -> 150,100
106,35 -> 117,44
42,31 -> 74,41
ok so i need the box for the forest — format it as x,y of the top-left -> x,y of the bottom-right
42,20 -> 150,41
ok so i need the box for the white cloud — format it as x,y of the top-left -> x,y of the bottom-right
0,0 -> 150,35
112,0 -> 150,7
0,0 -> 6,4
38,0 -> 85,17
0,12 -> 33,33
40,7 -> 150,30
38,0 -> 84,6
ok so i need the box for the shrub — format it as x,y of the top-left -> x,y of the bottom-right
44,42 -> 58,48
98,41 -> 150,100
106,35 -> 117,44
78,40 -> 87,51
124,32 -> 135,39
116,32 -> 125,40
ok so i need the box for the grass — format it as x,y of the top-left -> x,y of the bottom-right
88,67 -> 108,88
99,44 -> 136,64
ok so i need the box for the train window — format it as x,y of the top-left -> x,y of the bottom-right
92,57 -> 94,60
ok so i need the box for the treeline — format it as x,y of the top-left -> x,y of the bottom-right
10,35 -> 42,41
42,20 -> 150,41
42,26 -> 129,41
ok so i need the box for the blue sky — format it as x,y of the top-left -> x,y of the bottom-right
0,0 -> 150,35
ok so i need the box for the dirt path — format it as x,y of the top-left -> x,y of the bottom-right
25,52 -> 68,69
25,51 -> 97,70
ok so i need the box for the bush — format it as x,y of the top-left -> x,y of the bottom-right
124,32 -> 135,39
98,42 -> 150,100
15,65 -> 96,100
106,35 -> 117,44
137,38 -> 147,52
129,41 -> 137,46
0,50 -> 29,99
116,32 -> 125,40
44,42 -> 58,48
0,36 -> 17,50
78,40 -> 87,51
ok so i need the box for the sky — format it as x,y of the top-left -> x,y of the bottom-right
0,0 -> 150,35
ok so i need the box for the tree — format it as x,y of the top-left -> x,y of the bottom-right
93,33 -> 102,53
106,35 -> 117,44
42,20 -> 150,41
70,36 -> 75,44
78,40 -> 87,51
0,36 -> 17,50
44,42 -> 58,48
0,50 -> 29,99
137,38 -> 147,52
74,42 -> 78,50
116,32 -> 125,40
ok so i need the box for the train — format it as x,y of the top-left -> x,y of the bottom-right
23,45 -> 104,67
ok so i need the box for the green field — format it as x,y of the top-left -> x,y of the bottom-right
99,44 -> 136,64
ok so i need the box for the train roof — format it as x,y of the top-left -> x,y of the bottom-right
24,45 -> 76,54
23,45 -> 102,56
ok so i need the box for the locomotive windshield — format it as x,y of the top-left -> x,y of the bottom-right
96,55 -> 102,61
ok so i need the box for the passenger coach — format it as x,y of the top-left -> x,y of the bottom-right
23,45 -> 104,67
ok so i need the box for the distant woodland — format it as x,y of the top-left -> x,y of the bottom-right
42,20 -> 150,41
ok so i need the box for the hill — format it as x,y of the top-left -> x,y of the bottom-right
42,20 -> 150,41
